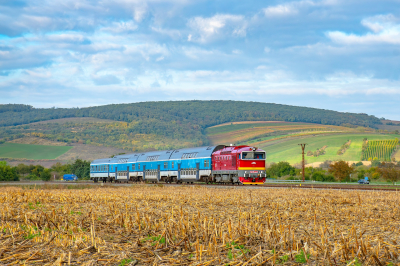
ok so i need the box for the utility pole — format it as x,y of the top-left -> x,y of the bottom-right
298,144 -> 307,182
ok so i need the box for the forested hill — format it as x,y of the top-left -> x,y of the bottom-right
0,101 -> 381,128
0,101 -> 382,151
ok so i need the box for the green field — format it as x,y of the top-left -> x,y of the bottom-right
263,134 -> 400,164
0,143 -> 72,160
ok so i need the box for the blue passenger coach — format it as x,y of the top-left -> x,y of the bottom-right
90,145 -> 224,183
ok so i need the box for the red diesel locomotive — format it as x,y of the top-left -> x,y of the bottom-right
210,145 -> 266,184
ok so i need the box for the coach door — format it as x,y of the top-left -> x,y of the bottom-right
157,165 -> 160,181
127,167 -> 129,180
143,165 -> 146,181
178,163 -> 181,180
115,167 -> 118,180
196,162 -> 200,180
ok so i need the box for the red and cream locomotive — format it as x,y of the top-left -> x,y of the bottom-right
210,145 -> 266,184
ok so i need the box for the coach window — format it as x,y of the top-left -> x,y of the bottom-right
171,161 -> 174,168
138,163 -> 141,169
164,162 -> 167,169
132,164 -> 135,170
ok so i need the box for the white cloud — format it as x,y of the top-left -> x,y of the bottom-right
263,5 -> 297,17
187,14 -> 247,43
151,27 -> 181,39
264,47 -> 271,53
263,0 -> 338,17
25,69 -> 52,78
365,88 -> 400,95
327,14 -> 400,44
101,21 -> 138,33
133,4 -> 148,22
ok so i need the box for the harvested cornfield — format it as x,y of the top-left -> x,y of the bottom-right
0,185 -> 399,265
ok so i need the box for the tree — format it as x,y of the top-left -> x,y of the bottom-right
41,169 -> 51,181
0,163 -> 19,181
377,162 -> 400,185
16,163 -> 30,176
70,159 -> 90,179
328,160 -> 354,182
357,169 -> 366,179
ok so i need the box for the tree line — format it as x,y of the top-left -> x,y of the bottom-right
0,101 -> 382,128
0,159 -> 90,181
267,160 -> 400,184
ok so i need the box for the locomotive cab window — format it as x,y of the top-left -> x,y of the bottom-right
242,152 -> 265,159
255,152 -> 265,159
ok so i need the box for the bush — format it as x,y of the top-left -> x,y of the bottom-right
26,174 -> 42,180
313,172 -> 325,181
357,170 -> 366,179
325,174 -> 335,182
267,162 -> 296,177
313,172 -> 335,182
371,160 -> 381,167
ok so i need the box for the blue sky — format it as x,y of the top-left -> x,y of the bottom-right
1,0 -> 400,119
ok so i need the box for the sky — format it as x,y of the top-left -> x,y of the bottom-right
0,0 -> 400,120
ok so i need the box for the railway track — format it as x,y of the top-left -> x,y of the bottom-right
0,181 -> 399,191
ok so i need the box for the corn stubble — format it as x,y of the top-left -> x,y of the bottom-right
0,185 -> 399,265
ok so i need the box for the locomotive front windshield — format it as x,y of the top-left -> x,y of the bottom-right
241,152 -> 265,159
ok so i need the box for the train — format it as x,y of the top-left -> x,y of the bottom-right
90,144 -> 266,185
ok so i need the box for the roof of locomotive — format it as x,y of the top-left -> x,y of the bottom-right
212,145 -> 265,155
